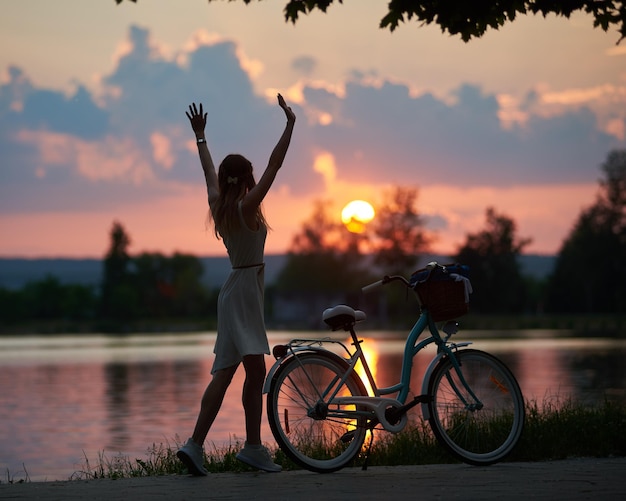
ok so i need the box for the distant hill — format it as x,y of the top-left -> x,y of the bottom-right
0,258 -> 103,290
0,253 -> 554,290
0,255 -> 287,291
517,254 -> 557,279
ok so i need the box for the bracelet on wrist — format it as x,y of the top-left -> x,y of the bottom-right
196,138 -> 206,144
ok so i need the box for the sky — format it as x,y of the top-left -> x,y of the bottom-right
1,0 -> 625,259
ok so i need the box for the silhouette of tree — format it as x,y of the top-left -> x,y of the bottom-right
273,200 -> 373,325
167,253 -> 209,316
546,150 -> 626,313
289,200 -> 345,254
274,188 -> 432,326
132,251 -> 208,317
0,287 -> 26,324
116,0 -> 626,43
98,222 -> 211,325
278,188 -> 431,297
0,277 -> 97,325
277,200 -> 367,295
454,207 -> 531,313
372,186 -> 431,275
0,222 -> 212,330
100,221 -> 138,322
21,276 -> 66,320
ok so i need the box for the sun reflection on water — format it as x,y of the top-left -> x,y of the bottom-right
351,338 -> 379,396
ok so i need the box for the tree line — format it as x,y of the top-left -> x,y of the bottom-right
1,149 -> 624,332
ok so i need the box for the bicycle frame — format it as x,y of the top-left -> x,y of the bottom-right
263,309 -> 483,433
266,267 -> 524,472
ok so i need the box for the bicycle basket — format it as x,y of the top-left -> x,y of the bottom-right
409,262 -> 471,321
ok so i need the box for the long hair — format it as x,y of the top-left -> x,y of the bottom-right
209,154 -> 269,238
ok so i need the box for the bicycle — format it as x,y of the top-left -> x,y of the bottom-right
263,262 -> 525,473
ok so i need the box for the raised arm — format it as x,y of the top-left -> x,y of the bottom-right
186,102 -> 219,205
243,94 -> 296,212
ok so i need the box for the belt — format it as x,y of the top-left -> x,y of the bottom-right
232,262 -> 264,269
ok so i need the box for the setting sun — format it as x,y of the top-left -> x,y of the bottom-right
341,200 -> 375,234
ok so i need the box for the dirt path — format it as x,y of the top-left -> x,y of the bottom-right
2,457 -> 624,500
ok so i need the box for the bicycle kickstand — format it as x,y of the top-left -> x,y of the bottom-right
362,429 -> 375,471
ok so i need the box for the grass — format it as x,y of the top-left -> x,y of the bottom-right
69,438 -> 261,480
79,398 -> 626,477
367,398 -> 626,467
509,398 -> 626,461
3,398 -> 625,483
3,465 -> 30,484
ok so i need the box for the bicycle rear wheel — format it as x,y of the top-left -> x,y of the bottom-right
266,351 -> 369,473
427,349 -> 524,465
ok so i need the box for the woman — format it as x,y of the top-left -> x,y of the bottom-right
177,95 -> 296,475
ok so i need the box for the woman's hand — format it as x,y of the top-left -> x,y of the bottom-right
185,102 -> 207,136
277,93 -> 296,124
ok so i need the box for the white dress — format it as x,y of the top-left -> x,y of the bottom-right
212,201 -> 269,373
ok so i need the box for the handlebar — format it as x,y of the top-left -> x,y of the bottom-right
361,279 -> 384,294
361,275 -> 411,293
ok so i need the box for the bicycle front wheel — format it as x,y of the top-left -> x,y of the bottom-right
266,351 -> 369,473
427,349 -> 525,465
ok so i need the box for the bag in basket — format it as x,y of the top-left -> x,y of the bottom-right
409,262 -> 472,321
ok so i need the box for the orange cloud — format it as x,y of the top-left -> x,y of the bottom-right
312,151 -> 337,186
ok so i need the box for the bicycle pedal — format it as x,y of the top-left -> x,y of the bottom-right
339,431 -> 355,443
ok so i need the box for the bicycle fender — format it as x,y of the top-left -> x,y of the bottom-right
262,346 -> 340,394
420,343 -> 472,420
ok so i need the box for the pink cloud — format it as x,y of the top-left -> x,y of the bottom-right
150,131 -> 174,170
16,129 -> 155,183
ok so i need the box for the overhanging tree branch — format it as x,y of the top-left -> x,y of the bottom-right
116,0 -> 625,43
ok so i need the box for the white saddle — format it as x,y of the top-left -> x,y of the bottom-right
322,304 -> 366,330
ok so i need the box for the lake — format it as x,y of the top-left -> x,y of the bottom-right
1,330 -> 625,481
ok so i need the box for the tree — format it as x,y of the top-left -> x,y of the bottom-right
274,189 -> 432,326
289,199 -> 345,255
99,222 -> 212,325
278,188 -> 431,297
0,278 -> 97,326
0,287 -> 27,324
100,221 -> 138,322
546,150 -> 626,313
116,0 -> 626,43
273,200 -> 378,326
132,251 -> 209,317
371,186 -> 431,275
276,200 -> 367,295
167,253 -> 209,316
454,207 -> 531,313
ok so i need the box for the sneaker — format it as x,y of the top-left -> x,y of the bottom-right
177,438 -> 208,476
236,443 -> 282,472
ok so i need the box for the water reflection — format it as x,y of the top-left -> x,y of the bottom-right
354,339 -> 379,395
102,358 -> 219,453
484,338 -> 626,405
357,335 -> 626,408
0,331 -> 624,481
105,363 -> 130,448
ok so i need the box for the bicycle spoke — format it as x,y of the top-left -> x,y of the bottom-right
267,352 -> 368,472
427,349 -> 524,465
